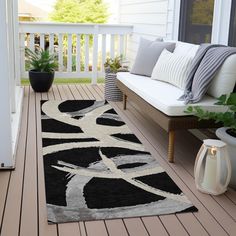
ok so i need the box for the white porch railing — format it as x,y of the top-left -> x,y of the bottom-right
19,22 -> 133,84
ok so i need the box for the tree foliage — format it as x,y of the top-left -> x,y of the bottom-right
191,0 -> 214,25
50,0 -> 108,24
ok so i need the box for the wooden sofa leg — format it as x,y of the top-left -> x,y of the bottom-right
123,94 -> 127,110
168,131 -> 175,163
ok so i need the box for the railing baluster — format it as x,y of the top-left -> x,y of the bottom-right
85,34 -> 89,72
119,35 -> 124,57
29,33 -> 34,51
40,34 -> 45,50
58,34 -> 63,72
49,33 -> 54,54
76,34 -> 81,72
102,34 -> 106,72
110,34 -> 115,59
92,26 -> 98,84
20,33 -> 25,76
67,34 -> 72,72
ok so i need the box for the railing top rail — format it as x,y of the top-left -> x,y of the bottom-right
19,21 -> 133,27
19,22 -> 133,34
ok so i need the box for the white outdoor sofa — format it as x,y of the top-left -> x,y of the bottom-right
116,41 -> 236,163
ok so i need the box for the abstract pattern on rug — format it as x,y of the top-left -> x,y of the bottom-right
41,100 -> 197,223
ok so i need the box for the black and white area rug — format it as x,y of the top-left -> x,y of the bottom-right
41,100 -> 197,223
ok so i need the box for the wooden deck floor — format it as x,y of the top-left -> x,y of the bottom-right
0,84 -> 236,236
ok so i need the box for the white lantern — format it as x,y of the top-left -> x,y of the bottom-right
194,139 -> 231,195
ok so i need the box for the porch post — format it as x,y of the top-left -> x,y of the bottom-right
0,0 -> 13,167
13,0 -> 21,86
7,0 -> 16,113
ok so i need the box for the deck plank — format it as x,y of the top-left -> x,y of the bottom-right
79,85 -> 90,99
62,85 -> 74,99
75,85 -> 88,99
58,223 -> 81,236
79,222 -> 87,236
123,218 -> 149,236
177,213 -> 208,236
52,85 -> 61,100
85,221 -> 108,236
68,84 -> 82,99
0,172 -> 10,229
105,219 -> 129,236
20,88 -> 38,236
0,87 -> 29,236
37,91 -> 58,236
225,189 -> 236,205
160,215 -> 189,236
82,84 -> 95,99
85,84 -> 101,100
141,217 -> 169,236
89,85 -> 104,100
48,87 -> 55,100
41,91 -> 48,100
57,85 -> 68,99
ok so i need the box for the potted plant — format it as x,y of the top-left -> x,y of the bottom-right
104,55 -> 128,101
186,93 -> 236,189
25,48 -> 57,92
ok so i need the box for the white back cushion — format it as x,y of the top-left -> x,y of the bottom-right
174,41 -> 199,58
151,49 -> 193,89
207,54 -> 236,98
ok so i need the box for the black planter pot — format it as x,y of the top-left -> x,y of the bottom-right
29,70 -> 55,92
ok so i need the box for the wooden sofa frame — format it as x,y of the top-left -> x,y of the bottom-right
116,79 -> 221,163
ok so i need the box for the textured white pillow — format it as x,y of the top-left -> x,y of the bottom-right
174,41 -> 199,58
151,49 -> 193,89
207,54 -> 236,98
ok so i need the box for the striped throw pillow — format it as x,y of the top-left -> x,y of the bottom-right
151,49 -> 193,90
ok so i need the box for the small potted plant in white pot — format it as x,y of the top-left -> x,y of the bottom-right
26,48 -> 57,92
186,93 -> 236,189
104,55 -> 128,101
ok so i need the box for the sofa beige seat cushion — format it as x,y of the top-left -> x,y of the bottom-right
117,72 -> 226,116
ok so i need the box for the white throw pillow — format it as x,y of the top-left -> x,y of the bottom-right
174,41 -> 199,58
207,54 -> 236,98
151,49 -> 193,89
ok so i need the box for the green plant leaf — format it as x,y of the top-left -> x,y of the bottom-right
215,94 -> 227,105
104,55 -> 123,73
25,47 -> 58,73
186,93 -> 236,133
226,93 -> 236,105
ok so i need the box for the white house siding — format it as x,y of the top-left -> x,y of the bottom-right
119,0 -> 169,65
166,0 -> 181,41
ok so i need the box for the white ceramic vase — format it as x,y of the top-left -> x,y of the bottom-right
216,127 -> 236,189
